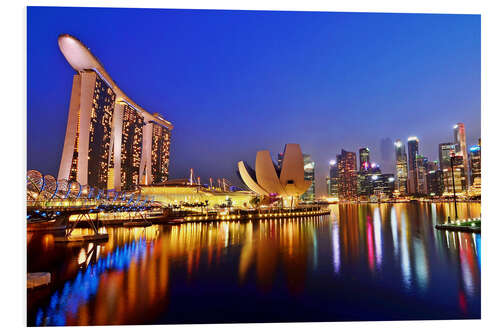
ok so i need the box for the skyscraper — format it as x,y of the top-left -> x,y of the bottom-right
337,149 -> 358,201
57,34 -> 173,191
359,147 -> 370,171
301,154 -> 315,202
443,154 -> 466,195
454,123 -> 469,190
407,137 -> 419,194
469,142 -> 481,194
415,155 -> 428,194
326,160 -> 339,198
394,140 -> 408,195
427,170 -> 444,196
438,143 -> 456,170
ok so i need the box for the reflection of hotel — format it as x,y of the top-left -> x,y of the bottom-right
57,34 -> 173,191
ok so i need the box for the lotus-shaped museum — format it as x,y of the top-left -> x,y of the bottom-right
237,144 -> 311,201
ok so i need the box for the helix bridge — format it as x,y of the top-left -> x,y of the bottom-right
26,170 -> 157,241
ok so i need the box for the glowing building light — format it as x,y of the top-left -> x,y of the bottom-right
329,160 -> 336,166
408,136 -> 419,142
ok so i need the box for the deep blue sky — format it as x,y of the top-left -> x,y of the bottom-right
27,7 -> 480,196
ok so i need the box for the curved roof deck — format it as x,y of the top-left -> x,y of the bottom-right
58,34 -> 173,130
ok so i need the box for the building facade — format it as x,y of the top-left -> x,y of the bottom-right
454,123 -> 469,190
415,155 -> 428,194
301,154 -> 316,202
394,139 -> 408,195
407,137 -> 419,194
337,149 -> 358,201
57,34 -> 173,191
469,143 -> 481,195
326,160 -> 339,198
359,148 -> 370,170
443,155 -> 467,195
427,170 -> 444,196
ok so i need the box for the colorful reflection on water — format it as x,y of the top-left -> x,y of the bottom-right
27,202 -> 481,325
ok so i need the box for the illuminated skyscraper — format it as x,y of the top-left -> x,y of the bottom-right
439,143 -> 456,170
301,154 -> 315,202
359,148 -> 370,171
454,123 -> 469,189
337,149 -> 358,201
427,170 -> 444,196
57,34 -> 173,191
394,139 -> 408,195
326,160 -> 339,198
407,137 -> 419,194
415,155 -> 428,194
469,142 -> 481,194
442,154 -> 466,195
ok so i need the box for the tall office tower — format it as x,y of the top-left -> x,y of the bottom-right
454,123 -> 469,189
327,160 -> 339,198
300,154 -> 316,202
359,147 -> 370,170
427,170 -> 444,196
469,143 -> 481,194
357,162 -> 381,199
57,34 -> 173,191
438,143 -> 456,170
394,140 -> 408,195
337,149 -> 358,201
443,154 -> 466,195
415,155 -> 428,194
407,137 -> 419,194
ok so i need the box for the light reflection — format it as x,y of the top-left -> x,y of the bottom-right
373,207 -> 383,269
29,202 -> 481,326
400,211 -> 412,289
332,221 -> 340,274
390,206 -> 399,257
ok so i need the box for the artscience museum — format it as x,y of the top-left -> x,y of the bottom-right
237,144 -> 311,206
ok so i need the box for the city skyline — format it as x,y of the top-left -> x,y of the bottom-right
27,7 -> 480,196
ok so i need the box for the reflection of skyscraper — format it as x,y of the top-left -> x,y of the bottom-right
407,137 -> 419,194
394,140 -> 408,195
454,123 -> 469,189
301,154 -> 315,202
57,34 -> 173,191
337,149 -> 358,201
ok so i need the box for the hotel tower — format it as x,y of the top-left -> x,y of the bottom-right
57,34 -> 173,191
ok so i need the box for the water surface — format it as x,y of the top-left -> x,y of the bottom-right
27,202 -> 481,325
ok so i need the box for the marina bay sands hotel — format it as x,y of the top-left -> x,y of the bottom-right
57,34 -> 173,191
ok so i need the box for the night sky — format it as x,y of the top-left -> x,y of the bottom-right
27,7 -> 480,196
